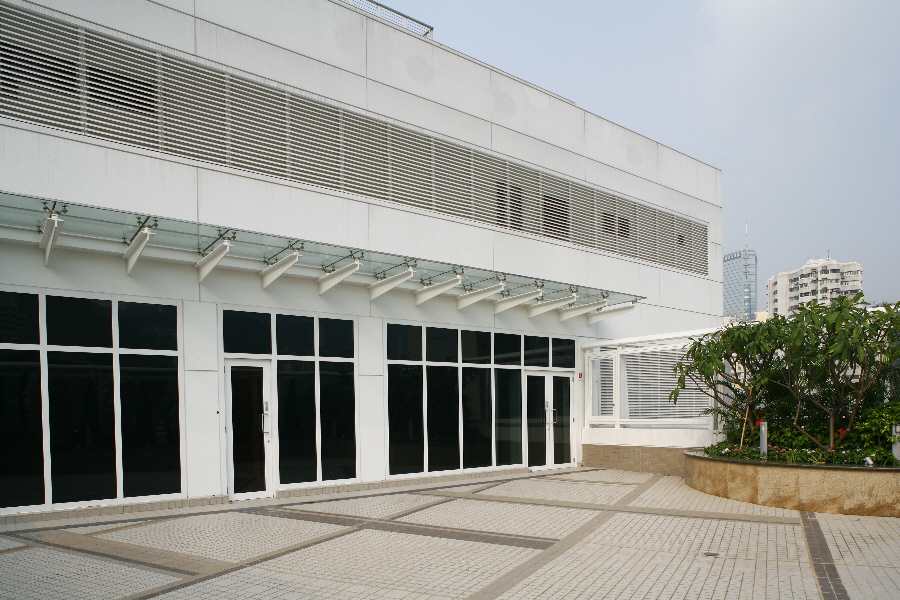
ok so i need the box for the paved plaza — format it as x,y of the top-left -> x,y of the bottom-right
1,468 -> 898,599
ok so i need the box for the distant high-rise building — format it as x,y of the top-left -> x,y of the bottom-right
724,249 -> 757,321
766,258 -> 863,316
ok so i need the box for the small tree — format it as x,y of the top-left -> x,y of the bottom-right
670,319 -> 781,448
778,294 -> 900,451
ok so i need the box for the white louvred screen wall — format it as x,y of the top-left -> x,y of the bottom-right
591,354 -> 615,417
0,3 -> 707,275
622,348 -> 709,420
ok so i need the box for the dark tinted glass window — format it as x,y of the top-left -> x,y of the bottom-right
0,350 -> 44,507
388,364 -> 423,474
387,324 -> 422,361
524,336 -> 549,367
426,327 -> 457,363
278,361 -> 316,484
120,354 -> 180,497
494,333 -> 521,366
462,367 -> 491,469
319,362 -> 356,480
461,330 -> 491,364
0,291 -> 39,344
223,310 -> 271,354
118,302 -> 177,351
46,296 -> 112,348
230,366 -> 266,493
495,369 -> 522,465
48,352 -> 116,503
427,366 -> 459,472
319,318 -> 354,358
276,314 -> 314,357
552,338 -> 576,369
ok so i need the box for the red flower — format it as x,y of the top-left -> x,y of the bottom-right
839,428 -> 847,435
755,419 -> 764,426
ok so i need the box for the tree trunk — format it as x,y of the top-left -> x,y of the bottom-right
829,413 -> 834,450
739,404 -> 750,449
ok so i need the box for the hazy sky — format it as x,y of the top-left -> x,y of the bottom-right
388,0 -> 900,305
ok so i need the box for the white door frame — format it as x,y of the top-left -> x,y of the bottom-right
225,358 -> 274,501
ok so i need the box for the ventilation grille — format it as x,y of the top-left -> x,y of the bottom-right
623,350 -> 708,419
0,3 -> 707,275
591,355 -> 615,417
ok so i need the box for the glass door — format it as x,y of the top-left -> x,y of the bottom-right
525,373 -> 574,468
226,360 -> 273,500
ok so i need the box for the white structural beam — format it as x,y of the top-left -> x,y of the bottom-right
369,268 -> 414,300
122,227 -> 155,275
414,275 -> 461,306
38,214 -> 63,267
318,259 -> 359,295
494,288 -> 542,314
260,249 -> 300,289
587,303 -> 636,324
559,299 -> 608,322
195,240 -> 232,282
527,294 -> 576,318
457,282 -> 505,310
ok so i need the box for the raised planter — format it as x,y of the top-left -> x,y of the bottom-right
684,451 -> 900,517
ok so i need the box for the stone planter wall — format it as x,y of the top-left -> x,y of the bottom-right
684,451 -> 900,517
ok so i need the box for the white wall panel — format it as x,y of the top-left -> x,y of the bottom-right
583,114 -> 659,183
491,231 -> 587,286
366,21 -> 492,121
0,125 -> 199,223
357,375 -> 387,482
490,72 -> 584,156
582,427 -> 719,448
35,0 -> 196,54
357,316 -> 384,376
365,80 -> 492,149
490,125 -> 585,180
195,20 -> 368,109
184,370 -> 223,497
195,0 -> 368,76
183,300 -> 218,371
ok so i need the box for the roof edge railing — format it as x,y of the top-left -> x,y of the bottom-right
344,0 -> 434,38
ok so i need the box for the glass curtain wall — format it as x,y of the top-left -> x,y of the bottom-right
0,291 -> 182,510
222,310 -> 357,485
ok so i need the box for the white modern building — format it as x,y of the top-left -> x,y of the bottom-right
723,248 -> 756,321
0,0 -> 722,515
766,258 -> 863,316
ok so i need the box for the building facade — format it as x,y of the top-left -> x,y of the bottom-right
766,258 -> 863,316
0,0 -> 723,515
723,249 -> 757,321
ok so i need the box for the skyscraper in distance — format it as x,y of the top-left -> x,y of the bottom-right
724,249 -> 757,321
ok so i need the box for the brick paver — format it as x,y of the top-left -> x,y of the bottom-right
1,467 -> 897,600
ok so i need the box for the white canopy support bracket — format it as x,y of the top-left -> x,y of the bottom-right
527,294 -> 576,318
559,299 -> 608,322
369,268 -> 414,300
122,227 -> 155,275
414,275 -> 462,306
260,249 -> 300,289
195,240 -> 232,283
587,303 -> 637,324
457,282 -> 505,310
494,288 -> 542,314
318,259 -> 360,295
38,214 -> 63,267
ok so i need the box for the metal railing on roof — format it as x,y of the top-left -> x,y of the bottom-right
346,0 -> 434,38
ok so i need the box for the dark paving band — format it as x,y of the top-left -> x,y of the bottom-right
801,512 -> 850,600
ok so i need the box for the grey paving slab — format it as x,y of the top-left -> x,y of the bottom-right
629,474 -> 801,517
543,469 -> 654,484
0,546 -> 179,600
0,536 -> 25,551
98,512 -> 348,563
478,479 -> 634,505
290,493 -> 446,519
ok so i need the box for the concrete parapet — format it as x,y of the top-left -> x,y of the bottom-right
582,444 -> 700,477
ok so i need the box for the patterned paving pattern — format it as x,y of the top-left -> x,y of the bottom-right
479,478 -> 635,505
291,493 -> 445,519
0,546 -> 178,599
628,474 -> 801,517
98,512 -> 347,562
399,498 -> 596,539
0,536 -> 25,551
819,514 -> 900,599
497,512 -> 820,600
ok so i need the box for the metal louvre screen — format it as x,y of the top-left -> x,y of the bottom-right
0,3 -> 707,275
591,355 -> 614,417
623,349 -> 708,419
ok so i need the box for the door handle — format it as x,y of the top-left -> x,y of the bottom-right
552,408 -> 558,424
261,413 -> 271,433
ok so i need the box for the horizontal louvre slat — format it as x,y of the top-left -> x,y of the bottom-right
0,3 -> 708,275
624,350 -> 708,419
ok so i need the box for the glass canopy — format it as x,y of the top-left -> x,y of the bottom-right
0,192 -> 644,308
